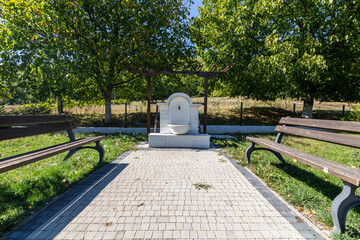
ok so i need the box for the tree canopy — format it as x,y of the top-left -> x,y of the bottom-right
191,0 -> 360,118
1,0 -> 195,123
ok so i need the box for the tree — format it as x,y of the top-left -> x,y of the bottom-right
191,0 -> 360,118
1,0 -> 195,123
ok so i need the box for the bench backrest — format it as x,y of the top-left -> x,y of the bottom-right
0,115 -> 75,141
276,117 -> 360,148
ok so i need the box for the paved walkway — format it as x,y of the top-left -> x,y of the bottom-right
8,148 -> 327,239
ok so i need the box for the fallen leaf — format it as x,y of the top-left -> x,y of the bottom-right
295,216 -> 303,223
296,207 -> 304,212
12,176 -> 20,181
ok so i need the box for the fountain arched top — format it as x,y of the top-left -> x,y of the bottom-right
157,93 -> 202,107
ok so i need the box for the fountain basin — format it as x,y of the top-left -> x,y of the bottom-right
168,124 -> 190,135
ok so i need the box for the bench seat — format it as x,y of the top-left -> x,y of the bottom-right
246,137 -> 360,186
245,117 -> 360,234
0,115 -> 105,175
0,136 -> 104,174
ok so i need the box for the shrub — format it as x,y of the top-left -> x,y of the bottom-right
0,105 -> 6,115
342,106 -> 360,122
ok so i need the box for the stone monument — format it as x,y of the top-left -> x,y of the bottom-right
149,93 -> 210,148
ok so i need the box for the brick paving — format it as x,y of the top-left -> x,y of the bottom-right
7,148 -> 327,239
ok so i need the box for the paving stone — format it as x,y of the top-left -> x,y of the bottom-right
7,149 -> 328,240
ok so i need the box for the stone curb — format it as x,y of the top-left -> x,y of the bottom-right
74,125 -> 276,134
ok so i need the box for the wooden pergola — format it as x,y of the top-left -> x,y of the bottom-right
129,65 -> 232,135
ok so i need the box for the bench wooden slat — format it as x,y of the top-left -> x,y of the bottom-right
279,117 -> 360,133
248,136 -> 359,177
246,137 -> 360,186
0,136 -> 104,166
0,136 -> 105,173
0,123 -> 76,141
0,115 -> 72,127
275,126 -> 360,149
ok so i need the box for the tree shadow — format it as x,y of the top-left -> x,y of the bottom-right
5,162 -> 128,240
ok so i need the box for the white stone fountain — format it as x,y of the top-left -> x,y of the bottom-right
149,93 -> 210,148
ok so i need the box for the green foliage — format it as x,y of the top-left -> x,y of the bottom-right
0,133 -> 145,234
1,0 -> 196,123
214,135 -> 360,239
191,0 -> 360,112
0,106 -> 5,115
342,106 -> 360,122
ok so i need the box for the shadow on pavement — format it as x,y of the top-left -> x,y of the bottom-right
7,161 -> 128,240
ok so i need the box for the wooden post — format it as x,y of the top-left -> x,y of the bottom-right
293,103 -> 296,118
154,104 -> 159,133
147,76 -> 151,135
240,102 -> 243,125
203,76 -> 208,134
125,102 -> 127,128
56,96 -> 63,115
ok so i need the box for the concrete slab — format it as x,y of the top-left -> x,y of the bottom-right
149,133 -> 210,149
210,135 -> 236,139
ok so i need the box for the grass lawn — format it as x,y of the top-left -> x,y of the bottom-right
1,131 -> 359,239
0,133 -> 145,236
213,134 -> 360,240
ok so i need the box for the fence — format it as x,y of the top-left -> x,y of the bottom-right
60,97 -> 355,127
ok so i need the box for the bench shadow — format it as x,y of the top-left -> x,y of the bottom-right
6,162 -> 128,240
273,162 -> 343,200
275,162 -> 360,237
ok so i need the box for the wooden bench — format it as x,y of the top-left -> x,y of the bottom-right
0,115 -> 105,174
246,117 -> 360,234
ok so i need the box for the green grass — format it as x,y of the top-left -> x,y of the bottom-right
213,134 -> 360,240
0,133 -> 145,235
193,183 -> 213,191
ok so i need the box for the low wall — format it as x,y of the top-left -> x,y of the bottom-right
73,125 -> 276,134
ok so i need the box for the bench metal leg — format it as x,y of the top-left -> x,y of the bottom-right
63,141 -> 105,163
246,142 -> 256,163
63,149 -> 77,162
331,181 -> 360,234
246,142 -> 286,164
94,141 -> 105,163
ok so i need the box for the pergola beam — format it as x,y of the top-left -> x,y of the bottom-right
128,65 -> 232,135
147,76 -> 151,135
129,69 -> 228,77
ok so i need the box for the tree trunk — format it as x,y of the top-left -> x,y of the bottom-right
56,96 -> 63,115
302,97 -> 314,118
104,94 -> 112,124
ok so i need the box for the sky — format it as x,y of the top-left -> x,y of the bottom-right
189,0 -> 202,18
